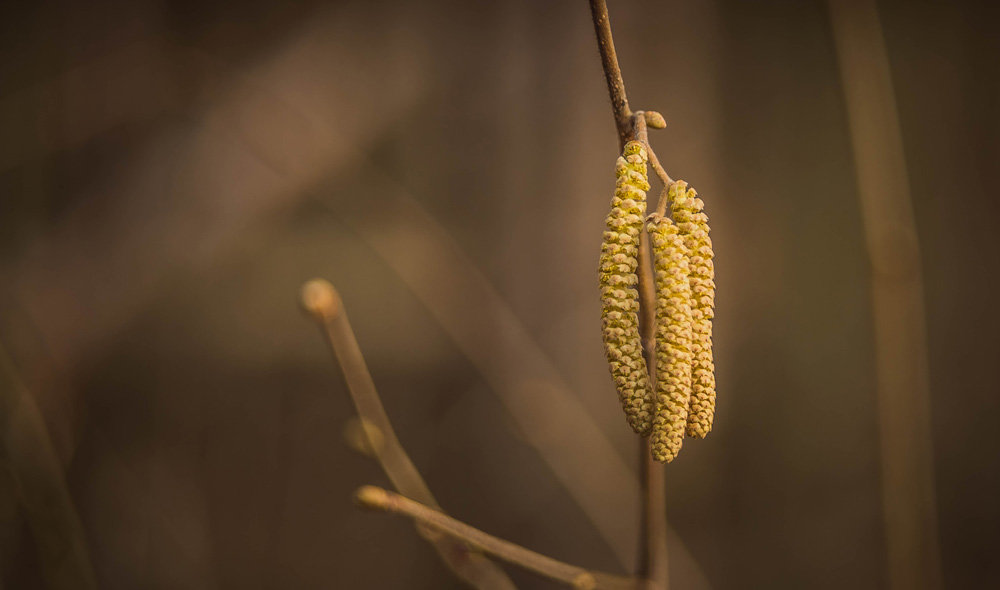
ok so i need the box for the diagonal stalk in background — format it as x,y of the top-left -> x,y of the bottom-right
828,2 -> 942,589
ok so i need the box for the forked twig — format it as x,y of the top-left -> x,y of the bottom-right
355,485 -> 640,590
303,280 -> 650,589
300,280 -> 516,590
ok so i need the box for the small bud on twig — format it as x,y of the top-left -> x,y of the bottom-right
644,111 -> 667,129
354,485 -> 391,511
300,278 -> 341,321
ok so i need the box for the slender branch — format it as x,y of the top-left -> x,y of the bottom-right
590,2 -> 671,588
632,113 -> 658,393
647,149 -> 672,188
356,485 -> 640,590
300,280 -> 516,590
640,445 -> 669,587
632,111 -> 673,188
654,184 -> 671,219
590,0 -> 631,149
633,112 -> 649,145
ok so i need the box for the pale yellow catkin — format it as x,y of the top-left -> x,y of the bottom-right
599,141 -> 654,436
670,181 -> 716,438
647,215 -> 694,462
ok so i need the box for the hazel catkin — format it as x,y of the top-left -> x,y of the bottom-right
670,181 -> 717,438
599,141 -> 654,436
646,215 -> 694,462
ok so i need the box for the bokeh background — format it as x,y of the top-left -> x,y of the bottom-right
1,0 -> 998,588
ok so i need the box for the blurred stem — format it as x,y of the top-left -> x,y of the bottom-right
589,1 -> 669,588
0,341 -> 97,590
827,2 -> 942,590
355,485 -> 640,590
300,280 -> 516,590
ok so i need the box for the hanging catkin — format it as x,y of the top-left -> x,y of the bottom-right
599,141 -> 654,436
670,181 -> 717,438
647,215 -> 694,462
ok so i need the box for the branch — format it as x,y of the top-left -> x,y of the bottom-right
300,280 -> 516,590
638,445 -> 669,587
632,113 -> 658,401
355,485 -> 641,590
590,0 -> 631,149
589,2 -> 670,588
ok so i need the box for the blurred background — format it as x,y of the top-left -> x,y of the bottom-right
1,0 -> 998,588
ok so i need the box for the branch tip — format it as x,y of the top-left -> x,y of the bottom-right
354,485 -> 390,511
300,278 -> 341,321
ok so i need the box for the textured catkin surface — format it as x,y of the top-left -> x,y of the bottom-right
670,181 -> 717,438
647,216 -> 694,462
599,141 -> 654,436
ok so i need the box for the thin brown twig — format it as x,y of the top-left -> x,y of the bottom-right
632,112 -> 658,399
633,112 -> 649,148
647,145 -> 674,219
632,113 -> 674,189
355,485 -> 641,590
654,184 -> 671,219
300,280 -> 516,590
632,110 -> 674,219
590,0 -> 631,150
590,1 -> 670,588
646,143 -> 673,188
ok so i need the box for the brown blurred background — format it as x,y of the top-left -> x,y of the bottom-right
1,0 -> 998,588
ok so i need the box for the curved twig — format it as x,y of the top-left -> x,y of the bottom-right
300,280 -> 516,590
355,485 -> 640,590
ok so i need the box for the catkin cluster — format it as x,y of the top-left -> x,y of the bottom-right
599,144 -> 717,462
599,141 -> 654,436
